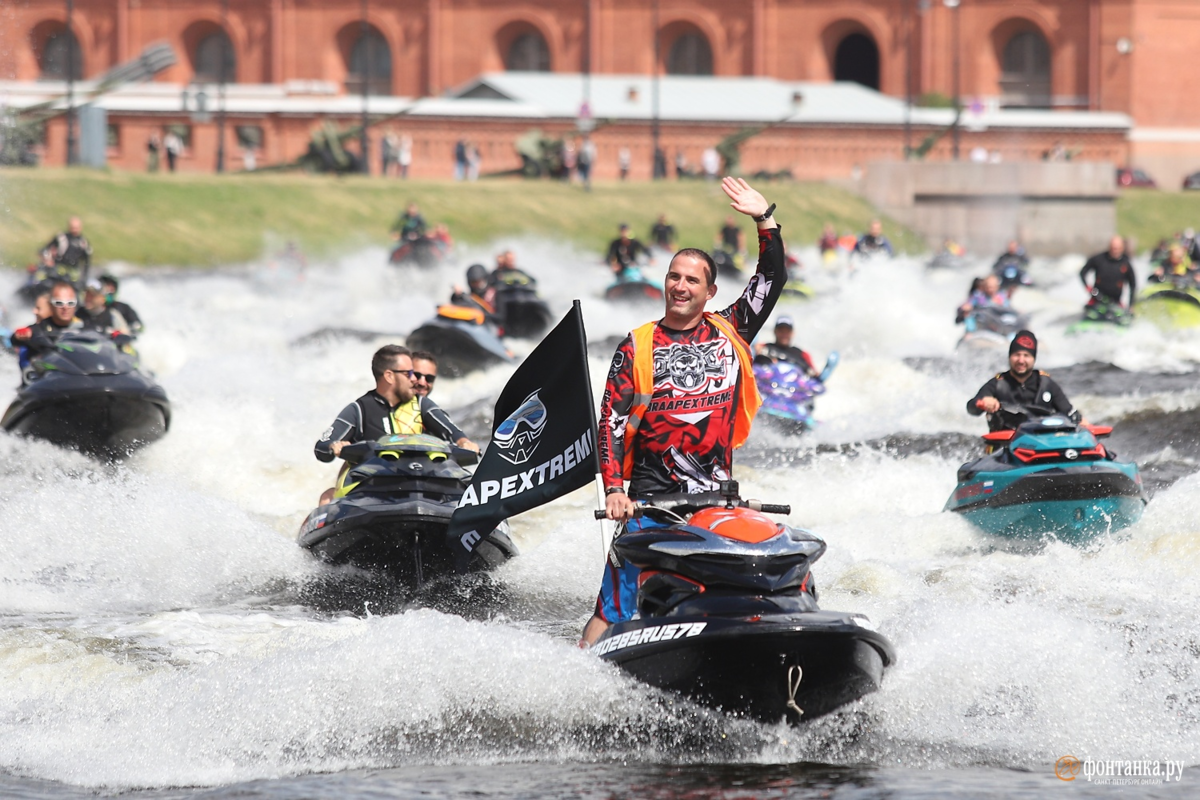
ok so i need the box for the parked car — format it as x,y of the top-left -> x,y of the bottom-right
1116,167 -> 1157,188
1183,171 -> 1200,191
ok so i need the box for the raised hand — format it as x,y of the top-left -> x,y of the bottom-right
721,177 -> 769,219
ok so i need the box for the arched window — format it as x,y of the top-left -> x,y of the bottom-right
347,29 -> 392,94
833,32 -> 879,90
666,32 -> 713,75
506,31 -> 550,72
194,31 -> 236,83
1001,30 -> 1051,107
39,28 -> 82,81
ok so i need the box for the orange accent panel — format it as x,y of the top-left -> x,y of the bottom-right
688,507 -> 780,544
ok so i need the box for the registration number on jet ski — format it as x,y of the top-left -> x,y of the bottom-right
595,622 -> 707,656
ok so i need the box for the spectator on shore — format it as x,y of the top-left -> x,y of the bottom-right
702,147 -> 720,180
454,139 -> 467,181
164,131 -> 182,172
146,133 -> 160,172
618,147 -> 631,180
578,136 -> 595,191
398,134 -> 412,179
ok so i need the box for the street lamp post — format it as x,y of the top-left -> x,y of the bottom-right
944,0 -> 961,160
65,0 -> 76,166
360,0 -> 370,174
216,0 -> 228,172
651,0 -> 662,180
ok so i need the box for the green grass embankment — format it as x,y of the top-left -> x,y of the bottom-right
1116,189 -> 1200,250
0,169 -> 922,268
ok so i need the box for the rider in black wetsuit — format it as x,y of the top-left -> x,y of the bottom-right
650,215 -> 677,251
314,345 -> 477,503
853,220 -> 894,258
1080,236 -> 1136,308
717,216 -> 744,254
99,274 -> 144,334
10,281 -> 87,356
754,315 -> 817,376
391,203 -> 427,240
967,330 -> 1081,432
38,217 -> 93,287
606,224 -> 653,276
450,264 -> 501,325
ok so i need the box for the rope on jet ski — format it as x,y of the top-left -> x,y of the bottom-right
786,665 -> 804,718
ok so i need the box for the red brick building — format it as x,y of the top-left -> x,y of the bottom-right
1,0 -> 1196,183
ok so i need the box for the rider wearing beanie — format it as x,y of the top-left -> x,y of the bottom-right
967,329 -> 1082,432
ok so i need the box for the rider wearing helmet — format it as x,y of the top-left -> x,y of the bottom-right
451,264 -> 500,324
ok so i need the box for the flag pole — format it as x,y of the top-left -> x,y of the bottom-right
573,299 -> 611,556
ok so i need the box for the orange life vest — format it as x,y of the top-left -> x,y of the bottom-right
622,313 -> 761,479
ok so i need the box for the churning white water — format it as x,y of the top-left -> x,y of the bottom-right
0,238 -> 1198,795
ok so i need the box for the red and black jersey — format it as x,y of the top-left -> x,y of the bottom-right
599,228 -> 786,497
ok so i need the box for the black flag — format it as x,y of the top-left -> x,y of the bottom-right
448,301 -> 598,568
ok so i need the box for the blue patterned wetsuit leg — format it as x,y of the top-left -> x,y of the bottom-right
595,517 -> 668,623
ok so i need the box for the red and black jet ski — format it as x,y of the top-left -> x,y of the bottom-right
592,482 -> 894,724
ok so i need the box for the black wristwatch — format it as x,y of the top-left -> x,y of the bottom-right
605,487 -> 626,496
754,203 -> 776,223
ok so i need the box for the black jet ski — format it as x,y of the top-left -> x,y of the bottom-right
388,235 -> 446,268
592,482 -> 894,725
298,434 -> 517,585
957,305 -> 1030,351
406,305 -> 514,377
711,248 -> 745,280
2,331 -> 170,458
492,273 -> 552,339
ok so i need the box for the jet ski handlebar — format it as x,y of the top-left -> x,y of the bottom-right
592,481 -> 790,519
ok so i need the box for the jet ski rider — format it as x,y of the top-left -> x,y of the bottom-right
580,177 -> 785,648
9,280 -> 86,356
450,264 -> 500,325
967,330 -> 1082,433
606,223 -> 654,277
314,344 -> 479,505
754,315 -> 817,377
1080,236 -> 1136,311
37,216 -> 93,287
410,351 -> 439,398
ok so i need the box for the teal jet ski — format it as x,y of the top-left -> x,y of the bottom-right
945,413 -> 1146,544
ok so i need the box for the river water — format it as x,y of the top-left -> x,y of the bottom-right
1,241 -> 1197,798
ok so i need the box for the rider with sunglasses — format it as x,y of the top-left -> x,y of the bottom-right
410,351 -> 440,398
9,280 -> 87,357
314,344 -> 478,505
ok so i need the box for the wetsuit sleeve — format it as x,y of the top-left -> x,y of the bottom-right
967,377 -> 1000,416
419,396 -> 467,443
1039,375 -> 1082,423
1079,255 -> 1098,290
116,302 -> 144,333
717,227 -> 786,344
597,335 -> 636,491
883,237 -> 895,257
605,240 -> 620,265
22,325 -> 57,356
1124,261 -> 1137,304
314,401 -> 363,462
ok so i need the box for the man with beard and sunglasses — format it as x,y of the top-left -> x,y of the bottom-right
410,351 -> 440,398
314,345 -> 478,505
580,177 -> 785,647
